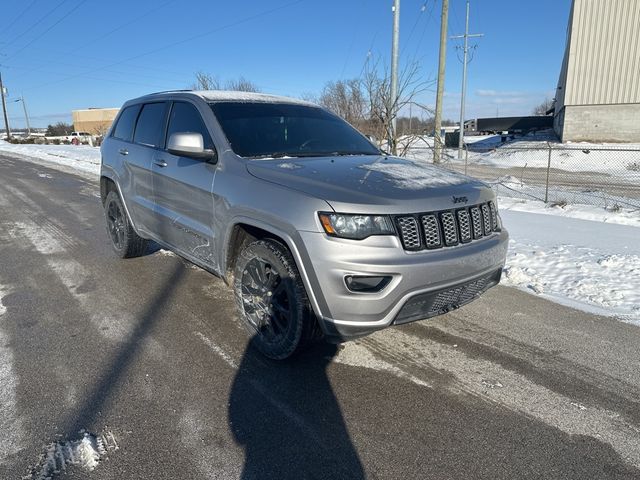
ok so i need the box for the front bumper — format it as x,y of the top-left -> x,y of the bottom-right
297,229 -> 509,341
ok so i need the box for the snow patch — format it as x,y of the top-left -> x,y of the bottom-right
7,221 -> 66,255
0,285 -> 25,464
31,431 -> 118,480
277,162 -> 302,169
503,240 -> 640,323
0,140 -> 100,177
359,161 -> 469,189
335,342 -> 430,387
197,90 -> 315,106
498,196 -> 640,228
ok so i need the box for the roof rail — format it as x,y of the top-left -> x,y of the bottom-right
145,89 -> 193,95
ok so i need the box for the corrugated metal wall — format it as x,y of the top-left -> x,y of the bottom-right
564,0 -> 640,106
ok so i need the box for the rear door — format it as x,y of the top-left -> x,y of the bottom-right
105,104 -> 157,233
151,101 -> 217,266
126,101 -> 169,234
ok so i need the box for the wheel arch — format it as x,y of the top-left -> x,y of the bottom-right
100,174 -> 143,238
222,218 -> 326,323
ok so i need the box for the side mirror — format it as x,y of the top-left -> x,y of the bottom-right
167,132 -> 217,162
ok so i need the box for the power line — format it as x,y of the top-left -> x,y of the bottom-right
407,0 -> 438,64
1,63 -> 180,90
339,0 -> 368,80
0,0 -> 39,41
4,0 -> 179,84
80,0 -> 178,50
3,61 -> 188,86
400,0 -> 430,59
1,0 -> 70,51
4,0 -> 89,63
23,0 -> 307,93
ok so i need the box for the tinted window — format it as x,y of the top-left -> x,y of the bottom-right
134,102 -> 167,147
209,102 -> 379,158
166,102 -> 213,150
112,105 -> 140,142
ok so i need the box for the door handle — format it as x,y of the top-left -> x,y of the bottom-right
154,159 -> 168,168
118,148 -> 128,155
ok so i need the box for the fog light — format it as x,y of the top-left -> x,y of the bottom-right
345,275 -> 392,293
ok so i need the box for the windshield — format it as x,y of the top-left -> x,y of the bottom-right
209,102 -> 380,158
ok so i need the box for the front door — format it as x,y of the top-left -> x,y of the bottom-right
151,101 -> 217,267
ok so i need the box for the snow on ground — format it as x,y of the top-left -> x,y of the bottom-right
501,210 -> 640,324
467,143 -> 640,177
0,140 -> 100,177
0,285 -> 25,464
405,132 -> 640,177
498,196 -> 640,227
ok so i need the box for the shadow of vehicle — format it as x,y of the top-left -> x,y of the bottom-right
229,341 -> 365,480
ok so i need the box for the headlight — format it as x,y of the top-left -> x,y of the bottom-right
318,212 -> 395,240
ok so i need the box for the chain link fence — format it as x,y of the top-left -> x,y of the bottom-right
407,138 -> 640,210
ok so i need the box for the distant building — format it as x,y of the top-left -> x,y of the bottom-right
72,108 -> 119,135
554,0 -> 640,143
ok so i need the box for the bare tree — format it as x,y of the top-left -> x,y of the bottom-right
192,71 -> 221,90
363,57 -> 434,156
298,92 -> 319,103
45,122 -> 73,136
319,79 -> 367,127
225,76 -> 261,92
191,72 -> 260,92
532,97 -> 555,116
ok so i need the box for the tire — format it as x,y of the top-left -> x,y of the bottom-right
103,190 -> 148,258
233,239 -> 319,359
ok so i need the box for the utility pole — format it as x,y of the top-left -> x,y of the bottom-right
389,0 -> 400,155
0,70 -> 10,140
15,96 -> 31,136
451,0 -> 483,159
433,0 -> 449,164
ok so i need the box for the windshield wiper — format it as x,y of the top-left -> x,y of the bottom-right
247,150 -> 380,160
328,151 -> 381,156
247,152 -> 292,159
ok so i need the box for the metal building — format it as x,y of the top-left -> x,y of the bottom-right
554,0 -> 640,143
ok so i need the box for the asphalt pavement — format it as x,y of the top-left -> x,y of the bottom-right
1,153 -> 639,479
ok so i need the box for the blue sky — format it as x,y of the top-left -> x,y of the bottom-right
0,0 -> 571,128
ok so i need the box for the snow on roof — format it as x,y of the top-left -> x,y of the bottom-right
192,90 -> 316,106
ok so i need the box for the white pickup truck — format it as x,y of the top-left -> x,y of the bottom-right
63,131 -> 92,144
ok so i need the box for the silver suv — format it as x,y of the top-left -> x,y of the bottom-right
100,90 -> 508,359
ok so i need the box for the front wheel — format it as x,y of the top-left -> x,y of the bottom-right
233,239 -> 319,359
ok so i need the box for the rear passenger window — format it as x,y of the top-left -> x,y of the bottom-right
166,102 -> 214,150
134,102 -> 167,147
112,105 -> 140,142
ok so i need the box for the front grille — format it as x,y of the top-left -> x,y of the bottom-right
394,268 -> 503,325
395,201 -> 499,251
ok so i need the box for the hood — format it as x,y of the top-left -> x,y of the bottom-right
246,155 -> 492,214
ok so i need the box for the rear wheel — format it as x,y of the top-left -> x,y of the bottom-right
233,239 -> 319,359
104,190 -> 147,258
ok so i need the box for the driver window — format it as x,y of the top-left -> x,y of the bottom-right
166,102 -> 214,150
